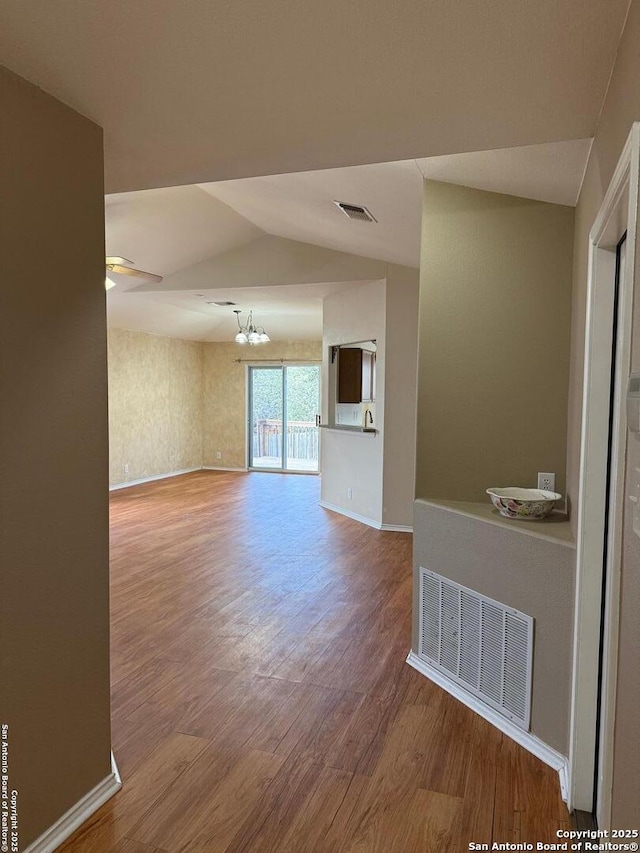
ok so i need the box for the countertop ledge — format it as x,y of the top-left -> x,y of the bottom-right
319,424 -> 378,434
415,498 -> 575,549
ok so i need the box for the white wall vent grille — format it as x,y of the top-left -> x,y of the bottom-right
418,567 -> 534,730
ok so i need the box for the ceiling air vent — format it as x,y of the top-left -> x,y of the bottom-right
334,201 -> 377,223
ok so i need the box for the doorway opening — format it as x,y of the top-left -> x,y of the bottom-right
570,123 -> 639,826
593,232 -> 626,825
248,364 -> 321,473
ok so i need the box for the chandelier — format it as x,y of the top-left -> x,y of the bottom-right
233,309 -> 270,344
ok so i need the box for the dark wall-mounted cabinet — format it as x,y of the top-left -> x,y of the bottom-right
337,348 -> 375,403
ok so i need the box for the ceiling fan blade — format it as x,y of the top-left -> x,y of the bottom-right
106,256 -> 134,266
106,263 -> 163,283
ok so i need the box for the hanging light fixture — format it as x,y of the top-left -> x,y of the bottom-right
233,309 -> 270,344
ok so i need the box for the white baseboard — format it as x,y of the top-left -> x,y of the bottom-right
319,500 -> 382,529
201,466 -> 248,473
319,502 -> 412,532
23,752 -> 121,853
109,467 -> 201,491
406,652 -> 570,804
559,761 -> 570,810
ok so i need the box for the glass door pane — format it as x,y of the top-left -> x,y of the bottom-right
249,367 -> 284,469
284,365 -> 320,472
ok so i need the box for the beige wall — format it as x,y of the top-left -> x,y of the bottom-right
0,67 -> 111,846
566,0 -> 640,825
416,180 -> 574,503
202,340 -> 322,470
108,329 -> 203,486
382,265 -> 420,527
413,502 -> 575,754
108,333 -> 321,479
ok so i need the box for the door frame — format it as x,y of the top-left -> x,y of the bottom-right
247,364 -> 285,471
569,123 -> 639,819
246,362 -> 321,474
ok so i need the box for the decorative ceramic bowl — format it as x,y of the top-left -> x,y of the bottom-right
486,487 -> 562,520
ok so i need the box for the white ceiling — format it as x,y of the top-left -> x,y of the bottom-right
106,185 -> 263,278
199,160 -> 424,269
2,1 -> 624,342
107,282 -> 367,342
416,139 -> 594,207
0,0 -> 629,193
201,140 -> 592,269
105,140 -> 593,341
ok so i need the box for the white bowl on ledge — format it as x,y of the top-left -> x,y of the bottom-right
486,487 -> 562,521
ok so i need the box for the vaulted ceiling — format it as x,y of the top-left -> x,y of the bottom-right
104,141 -> 592,341
1,1 -> 629,341
0,0 -> 629,193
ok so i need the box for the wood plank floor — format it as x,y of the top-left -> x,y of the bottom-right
61,471 -> 570,852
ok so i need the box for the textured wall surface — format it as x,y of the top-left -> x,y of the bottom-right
108,329 -> 203,485
202,341 -> 322,470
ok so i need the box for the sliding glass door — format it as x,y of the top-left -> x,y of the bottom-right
249,367 -> 284,471
286,365 -> 320,471
248,365 -> 320,472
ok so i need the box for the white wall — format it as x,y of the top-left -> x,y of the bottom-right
321,264 -> 419,529
321,280 -> 386,525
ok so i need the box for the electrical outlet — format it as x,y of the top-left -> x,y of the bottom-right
537,472 -> 556,492
124,463 -> 129,475
347,487 -> 353,499
216,451 -> 222,460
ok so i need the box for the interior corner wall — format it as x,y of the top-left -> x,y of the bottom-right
108,328 -> 204,485
202,340 -> 322,470
566,0 -> 640,826
0,67 -> 111,846
382,264 -> 419,527
321,280 -> 386,524
416,180 -> 574,503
